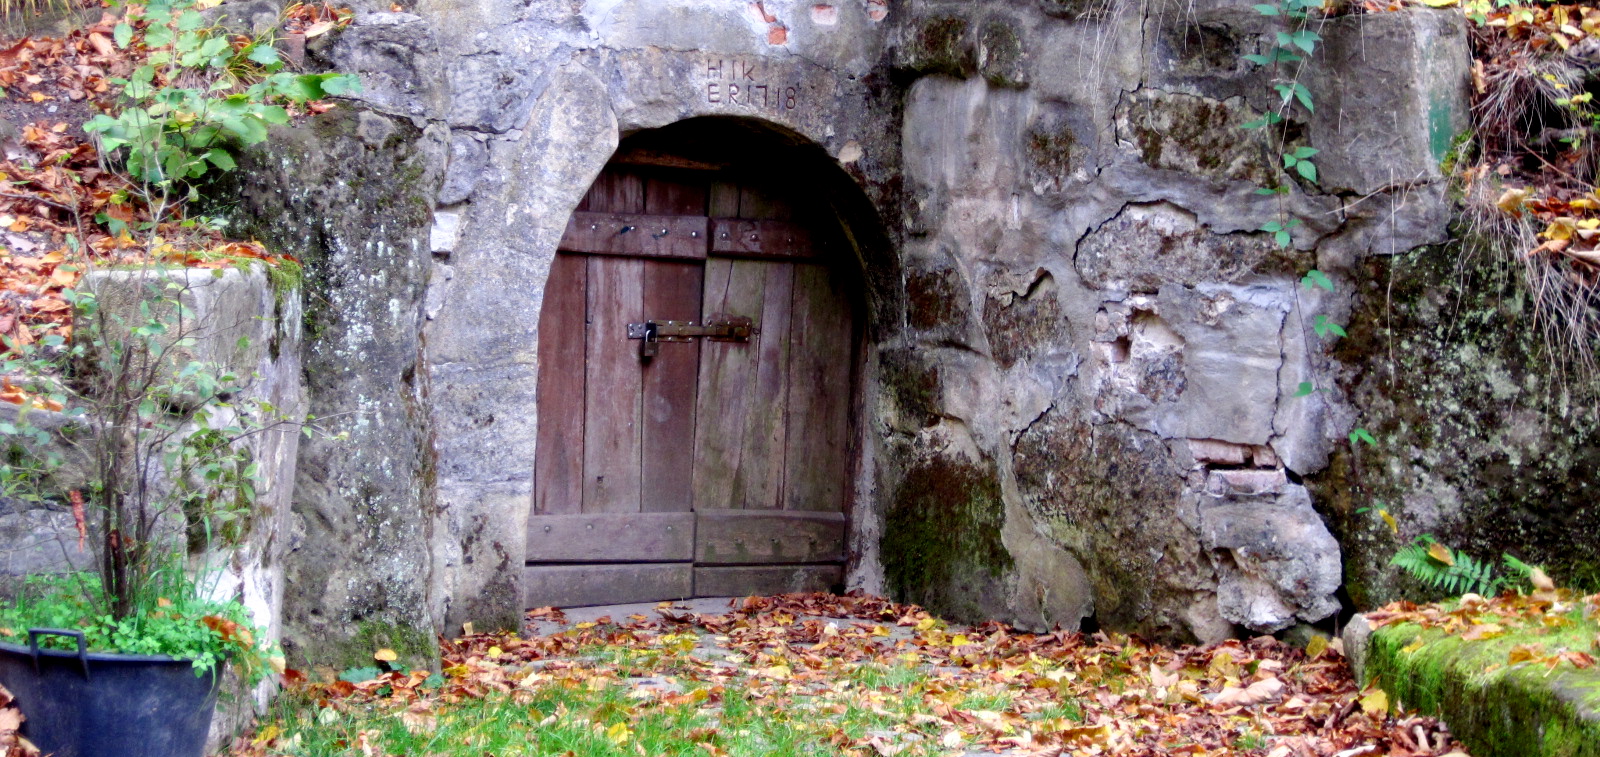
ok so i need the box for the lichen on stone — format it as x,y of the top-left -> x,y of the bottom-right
1114,89 -> 1277,187
1313,231 -> 1600,608
896,16 -> 975,79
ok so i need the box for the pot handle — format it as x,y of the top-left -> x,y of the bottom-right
28,628 -> 90,681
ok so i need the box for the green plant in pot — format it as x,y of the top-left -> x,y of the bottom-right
0,268 -> 288,757
0,0 -> 354,753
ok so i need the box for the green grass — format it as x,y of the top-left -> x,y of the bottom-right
249,666 -> 952,757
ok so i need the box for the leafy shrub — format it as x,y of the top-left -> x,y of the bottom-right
84,0 -> 357,190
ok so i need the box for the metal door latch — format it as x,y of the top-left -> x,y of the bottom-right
627,314 -> 755,358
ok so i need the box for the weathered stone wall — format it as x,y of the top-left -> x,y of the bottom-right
219,0 -> 1503,657
1315,237 -> 1600,606
231,109 -> 447,668
870,2 -> 1467,641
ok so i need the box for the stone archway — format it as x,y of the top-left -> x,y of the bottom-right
523,118 -> 886,607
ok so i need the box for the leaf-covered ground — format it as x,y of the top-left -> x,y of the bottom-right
226,594 -> 1469,757
0,4 -> 335,362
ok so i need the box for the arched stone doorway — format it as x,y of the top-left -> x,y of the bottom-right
525,119 -> 871,607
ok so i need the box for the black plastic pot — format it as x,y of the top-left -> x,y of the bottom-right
0,628 -> 222,757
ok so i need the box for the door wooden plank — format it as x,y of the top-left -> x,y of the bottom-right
736,183 -> 791,221
709,218 -> 817,259
693,565 -> 843,598
532,253 -> 588,516
783,263 -> 854,513
741,261 -> 795,509
526,512 -> 694,562
640,261 -> 702,513
590,169 -> 644,214
582,255 -> 645,513
559,213 -> 708,258
708,180 -> 741,218
639,176 -> 707,514
525,563 -> 692,608
692,258 -> 781,510
643,173 -> 708,216
694,509 -> 846,564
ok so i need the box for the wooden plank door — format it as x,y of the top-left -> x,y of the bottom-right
528,165 -> 856,608
528,169 -> 703,606
691,181 -> 851,596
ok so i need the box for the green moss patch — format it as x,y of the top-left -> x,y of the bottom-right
314,619 -> 440,673
1365,611 -> 1600,757
881,454 -> 1013,621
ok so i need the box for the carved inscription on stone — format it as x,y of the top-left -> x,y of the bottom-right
702,58 -> 800,112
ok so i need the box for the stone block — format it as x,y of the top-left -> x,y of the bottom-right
79,265 -> 277,409
1205,468 -> 1287,495
1188,438 -> 1248,465
1199,484 -> 1341,632
1308,10 -> 1471,194
1077,202 -> 1280,291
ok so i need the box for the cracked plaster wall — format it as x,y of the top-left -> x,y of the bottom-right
232,0 -> 1472,658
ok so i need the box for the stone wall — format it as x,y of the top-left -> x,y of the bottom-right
869,2 -> 1466,641
231,108 -> 447,668
215,0 -> 1510,658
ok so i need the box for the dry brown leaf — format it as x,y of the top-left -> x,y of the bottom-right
1211,677 -> 1284,707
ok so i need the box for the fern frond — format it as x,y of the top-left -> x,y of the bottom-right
1390,541 -> 1504,597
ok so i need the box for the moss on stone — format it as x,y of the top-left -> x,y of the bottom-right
1311,232 -> 1600,608
1037,0 -> 1109,20
880,348 -> 942,430
881,454 -> 1013,621
977,19 -> 1027,89
1119,90 -> 1276,187
897,16 -> 974,78
905,263 -> 968,333
1026,125 -> 1074,188
319,619 -> 440,672
1366,618 -> 1600,757
1012,407 -> 1202,643
981,275 -> 1064,369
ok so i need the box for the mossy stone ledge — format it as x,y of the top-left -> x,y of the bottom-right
1346,615 -> 1600,757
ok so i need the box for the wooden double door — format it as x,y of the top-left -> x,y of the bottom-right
527,164 -> 858,607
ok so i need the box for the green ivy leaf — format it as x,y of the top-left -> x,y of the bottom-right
1293,381 -> 1315,397
144,23 -> 173,48
113,22 -> 133,49
1296,159 -> 1317,182
259,105 -> 290,125
1292,82 -> 1314,112
319,74 -> 361,96
204,148 -> 236,171
1349,428 -> 1378,447
1312,314 -> 1346,338
1290,29 -> 1322,53
1300,269 -> 1334,292
1254,3 -> 1281,13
